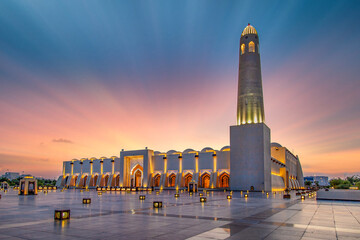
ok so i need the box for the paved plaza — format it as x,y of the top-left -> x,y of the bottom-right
0,190 -> 359,239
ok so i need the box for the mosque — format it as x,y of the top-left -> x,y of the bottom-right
56,24 -> 304,192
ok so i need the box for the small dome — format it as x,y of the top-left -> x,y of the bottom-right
220,146 -> 230,151
271,142 -> 282,148
201,147 -> 214,153
241,23 -> 258,36
183,149 -> 195,154
166,150 -> 178,155
154,151 -> 162,155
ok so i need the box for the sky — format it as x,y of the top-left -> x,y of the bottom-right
0,0 -> 359,179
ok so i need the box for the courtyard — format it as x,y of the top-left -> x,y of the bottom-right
0,190 -> 359,239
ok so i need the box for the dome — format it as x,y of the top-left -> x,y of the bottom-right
183,149 -> 195,154
241,24 -> 258,37
166,150 -> 178,155
271,142 -> 282,148
220,146 -> 230,151
201,147 -> 214,153
154,151 -> 162,155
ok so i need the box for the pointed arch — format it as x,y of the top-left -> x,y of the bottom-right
200,172 -> 211,188
100,174 -> 109,187
241,44 -> 245,55
184,172 -> 193,188
89,174 -> 98,187
69,175 -> 78,187
219,172 -> 230,188
249,41 -> 255,53
78,175 -> 88,188
153,174 -> 161,187
168,173 -> 176,187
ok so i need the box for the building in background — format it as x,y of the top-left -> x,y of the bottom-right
2,172 -> 20,180
304,176 -> 329,186
56,24 -> 305,192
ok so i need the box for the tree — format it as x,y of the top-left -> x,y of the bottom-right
304,180 -> 312,186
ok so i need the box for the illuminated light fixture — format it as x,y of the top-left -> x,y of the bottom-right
301,195 -> 305,200
43,187 -> 48,190
48,187 -> 53,190
244,194 -> 248,198
153,201 -> 163,208
54,209 -> 70,220
107,187 -> 111,191
97,187 -> 101,191
266,192 -> 269,196
200,197 -> 207,202
230,191 -> 233,195
116,188 -> 121,191
131,188 -> 136,192
262,190 -> 264,193
139,195 -> 146,200
98,192 -> 102,196
240,191 -> 243,195
156,191 -> 160,195
174,193 -> 180,198
38,186 -> 43,190
189,192 -> 193,196
82,198 -> 91,204
121,187 -> 126,191
53,187 -> 57,190
111,187 -> 116,191
199,193 -> 203,197
227,195 -> 232,199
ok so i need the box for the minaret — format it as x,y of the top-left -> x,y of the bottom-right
237,24 -> 265,125
230,24 -> 271,192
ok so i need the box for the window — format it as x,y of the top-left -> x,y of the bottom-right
249,41 -> 255,53
241,44 -> 245,55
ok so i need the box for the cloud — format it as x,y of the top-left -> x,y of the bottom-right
52,138 -> 73,144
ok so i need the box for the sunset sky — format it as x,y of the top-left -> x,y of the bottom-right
0,0 -> 359,179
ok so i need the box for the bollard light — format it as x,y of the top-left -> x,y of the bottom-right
227,195 -> 232,199
199,193 -> 203,197
301,195 -> 305,200
153,201 -> 163,208
98,192 -> 102,196
174,193 -> 180,198
139,195 -> 146,200
54,210 -> 70,220
200,197 -> 207,202
244,194 -> 248,198
82,198 -> 91,204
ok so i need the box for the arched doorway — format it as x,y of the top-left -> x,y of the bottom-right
219,172 -> 229,188
70,175 -> 78,187
89,175 -> 98,187
134,170 -> 142,187
153,174 -> 161,187
100,175 -> 109,187
184,173 -> 193,188
201,172 -> 210,188
79,175 -> 88,188
168,173 -> 176,187
115,174 -> 120,186
130,164 -> 143,187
